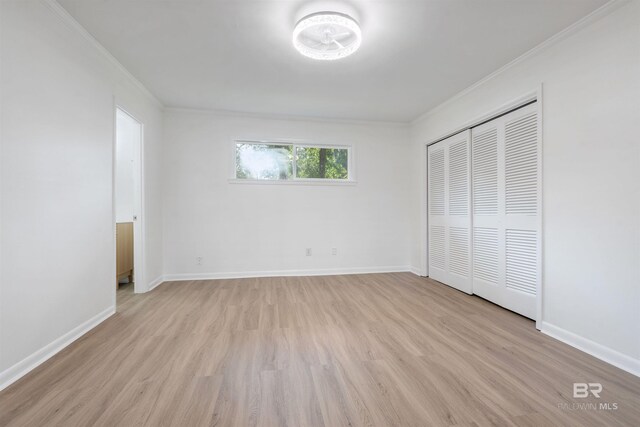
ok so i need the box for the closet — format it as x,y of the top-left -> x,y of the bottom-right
428,102 -> 540,320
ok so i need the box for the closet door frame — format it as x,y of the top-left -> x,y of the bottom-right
424,87 -> 543,328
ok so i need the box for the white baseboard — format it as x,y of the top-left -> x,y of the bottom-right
409,266 -> 426,277
0,306 -> 115,392
540,322 -> 640,378
146,275 -> 165,292
163,266 -> 411,282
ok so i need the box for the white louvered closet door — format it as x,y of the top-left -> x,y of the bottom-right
428,131 -> 472,294
471,102 -> 540,319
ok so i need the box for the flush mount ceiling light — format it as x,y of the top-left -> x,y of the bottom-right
292,12 -> 362,61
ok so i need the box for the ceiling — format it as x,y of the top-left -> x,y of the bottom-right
58,0 -> 607,122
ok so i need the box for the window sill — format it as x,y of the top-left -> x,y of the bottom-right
227,179 -> 357,186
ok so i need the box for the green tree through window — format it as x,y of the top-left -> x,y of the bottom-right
296,147 -> 348,179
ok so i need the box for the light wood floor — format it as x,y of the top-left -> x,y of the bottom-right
1,273 -> 638,426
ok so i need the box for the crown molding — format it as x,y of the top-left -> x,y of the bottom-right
42,0 -> 164,109
410,0 -> 624,125
40,0 -> 403,125
164,106 -> 410,128
41,0 -> 624,126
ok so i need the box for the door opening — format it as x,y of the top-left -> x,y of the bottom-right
115,107 -> 143,302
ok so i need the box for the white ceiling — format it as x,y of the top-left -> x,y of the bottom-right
58,0 -> 606,122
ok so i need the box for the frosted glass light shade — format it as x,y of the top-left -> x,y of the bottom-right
292,12 -> 362,61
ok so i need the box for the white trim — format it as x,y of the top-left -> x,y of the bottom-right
409,266 -> 426,277
541,322 -> 640,378
535,85 -> 544,329
146,275 -> 165,292
42,0 -> 622,125
422,143 -> 429,277
0,306 -> 115,392
425,91 -> 538,148
163,266 -> 411,282
136,119 -> 146,294
164,106 -> 409,128
43,0 -> 163,108
111,98 -> 118,309
410,0 -> 622,124
115,107 -> 146,294
228,179 -> 357,186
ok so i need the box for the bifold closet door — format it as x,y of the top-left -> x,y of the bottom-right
428,131 -> 472,294
471,102 -> 540,319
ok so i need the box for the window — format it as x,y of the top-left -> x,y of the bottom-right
235,143 -> 293,180
234,141 -> 352,182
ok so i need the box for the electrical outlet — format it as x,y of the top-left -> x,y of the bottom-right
196,256 -> 203,265
331,248 -> 337,255
306,248 -> 312,256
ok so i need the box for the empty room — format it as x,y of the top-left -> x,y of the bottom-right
1,0 -> 639,425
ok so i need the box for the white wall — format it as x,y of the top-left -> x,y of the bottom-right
410,1 -> 640,370
0,0 -> 163,386
162,111 -> 411,278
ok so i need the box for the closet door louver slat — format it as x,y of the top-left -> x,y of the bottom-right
470,102 -> 540,320
429,226 -> 445,270
506,229 -> 537,295
449,227 -> 469,278
428,143 -> 446,284
473,227 -> 499,284
429,149 -> 445,216
449,140 -> 469,216
505,112 -> 538,215
472,128 -> 498,216
428,131 -> 472,294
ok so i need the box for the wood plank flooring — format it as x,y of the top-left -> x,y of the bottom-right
1,273 -> 638,426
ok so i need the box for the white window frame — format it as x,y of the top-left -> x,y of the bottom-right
229,139 -> 356,185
